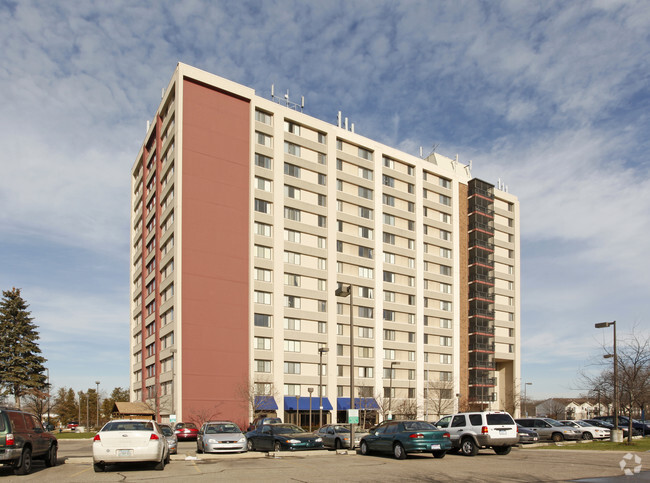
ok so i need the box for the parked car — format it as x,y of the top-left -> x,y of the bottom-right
593,416 -> 648,435
560,420 -> 610,440
246,423 -> 323,452
197,421 -> 247,453
515,418 -> 581,442
0,407 -> 58,475
360,420 -> 452,460
159,423 -> 177,455
582,419 -> 628,438
516,424 -> 539,444
66,421 -> 79,430
435,411 -> 518,456
173,422 -> 199,441
315,424 -> 368,449
247,415 -> 282,431
92,419 -> 170,473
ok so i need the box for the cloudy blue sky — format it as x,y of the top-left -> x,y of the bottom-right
1,0 -> 648,401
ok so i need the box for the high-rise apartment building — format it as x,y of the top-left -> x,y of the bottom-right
129,63 -> 521,426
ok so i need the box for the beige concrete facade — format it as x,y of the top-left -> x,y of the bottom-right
129,63 -> 521,426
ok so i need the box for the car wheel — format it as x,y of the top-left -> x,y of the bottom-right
360,441 -> 370,455
196,443 -> 203,454
247,439 -> 255,451
335,438 -> 342,449
154,453 -> 165,471
460,438 -> 478,456
93,463 -> 105,473
551,433 -> 564,443
14,448 -> 32,475
493,446 -> 511,455
393,442 -> 406,460
44,444 -> 58,467
432,450 -> 446,459
165,450 -> 171,464
274,441 -> 282,452
582,432 -> 593,440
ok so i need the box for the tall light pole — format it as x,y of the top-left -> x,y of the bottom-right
523,382 -> 532,417
389,361 -> 400,418
95,381 -> 100,428
335,283 -> 355,449
318,347 -> 329,428
308,387 -> 314,432
46,368 -> 50,428
595,321 -> 618,432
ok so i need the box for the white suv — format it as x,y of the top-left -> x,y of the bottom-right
435,411 -> 518,456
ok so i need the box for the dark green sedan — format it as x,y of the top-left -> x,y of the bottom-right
245,424 -> 324,452
359,420 -> 452,459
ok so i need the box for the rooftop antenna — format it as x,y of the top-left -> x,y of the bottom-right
161,87 -> 164,99
337,111 -> 342,128
270,84 -> 305,112
146,120 -> 150,132
419,146 -> 423,158
351,122 -> 355,133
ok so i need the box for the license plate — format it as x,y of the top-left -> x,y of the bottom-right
431,444 -> 441,450
499,430 -> 506,435
117,449 -> 133,457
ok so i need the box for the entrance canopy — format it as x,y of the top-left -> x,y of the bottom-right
254,396 -> 278,411
284,396 -> 333,411
337,397 -> 380,411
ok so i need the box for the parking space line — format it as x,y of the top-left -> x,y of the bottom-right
70,466 -> 92,478
191,460 -> 202,473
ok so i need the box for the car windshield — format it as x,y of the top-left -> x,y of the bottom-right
103,421 -> 154,432
575,421 -> 591,427
486,414 -> 515,425
206,423 -> 241,433
179,423 -> 197,430
273,424 -> 304,434
161,426 -> 174,436
544,419 -> 566,427
402,421 -> 437,431
333,426 -> 350,433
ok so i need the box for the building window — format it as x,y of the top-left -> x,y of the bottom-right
284,296 -> 301,309
358,206 -> 373,219
254,291 -> 271,305
254,268 -> 272,282
318,322 -> 326,333
382,175 -> 395,188
358,306 -> 373,318
284,121 -> 300,135
254,198 -> 271,214
440,336 -> 452,347
440,318 -> 452,329
358,246 -> 373,259
358,186 -> 373,200
284,273 -> 301,287
284,229 -> 301,243
383,271 -> 395,283
255,110 -> 272,124
358,147 -> 373,160
284,162 -> 301,178
256,132 -> 272,147
254,245 -> 272,259
284,207 -> 301,221
440,354 -> 452,364
284,340 -> 301,352
284,362 -> 301,374
383,310 -> 395,321
284,142 -> 301,157
255,360 -> 271,373
358,326 -> 373,338
384,349 -> 395,360
284,384 -> 300,396
384,329 -> 396,341
255,153 -> 272,169
439,194 -> 451,206
382,194 -> 395,206
254,337 -> 271,350
440,265 -> 452,276
255,222 -> 272,237
358,167 -> 373,180
285,185 -> 301,199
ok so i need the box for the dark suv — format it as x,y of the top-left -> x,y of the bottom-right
0,407 -> 58,474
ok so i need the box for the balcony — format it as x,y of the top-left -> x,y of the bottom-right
469,254 -> 494,267
469,376 -> 496,386
469,221 -> 494,234
469,321 -> 495,335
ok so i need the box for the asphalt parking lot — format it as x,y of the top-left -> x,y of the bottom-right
0,440 -> 647,482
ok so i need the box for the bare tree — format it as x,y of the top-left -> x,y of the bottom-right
394,398 -> 419,420
22,388 -> 48,423
236,377 -> 279,422
536,399 -> 566,419
424,380 -> 454,420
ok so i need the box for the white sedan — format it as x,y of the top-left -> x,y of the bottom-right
561,420 -> 611,440
92,419 -> 170,472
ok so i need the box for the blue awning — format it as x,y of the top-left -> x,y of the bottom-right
283,396 -> 333,411
255,396 -> 278,410
337,397 -> 380,410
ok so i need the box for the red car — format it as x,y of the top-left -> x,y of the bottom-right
67,421 -> 79,430
174,422 -> 199,441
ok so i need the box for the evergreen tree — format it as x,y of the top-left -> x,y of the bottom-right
0,288 -> 47,407
53,387 -> 79,425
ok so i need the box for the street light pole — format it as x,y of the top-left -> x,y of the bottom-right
595,321 -> 618,432
308,387 -> 314,432
523,382 -> 532,417
46,368 -> 50,428
170,348 -> 177,420
335,283 -> 355,449
318,347 -> 329,428
296,395 -> 301,427
95,381 -> 100,428
389,361 -> 400,418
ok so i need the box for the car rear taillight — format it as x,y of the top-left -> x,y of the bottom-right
150,433 -> 160,440
443,432 -> 450,439
408,433 -> 424,439
93,434 -> 101,442
516,426 -> 519,433
482,426 -> 489,434
6,434 -> 14,446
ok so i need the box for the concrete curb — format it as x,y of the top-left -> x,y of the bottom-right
63,449 -> 349,465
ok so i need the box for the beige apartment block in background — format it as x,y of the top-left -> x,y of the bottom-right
129,63 -> 521,427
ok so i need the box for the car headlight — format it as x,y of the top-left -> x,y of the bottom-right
287,439 -> 301,444
315,437 -> 322,442
238,437 -> 246,443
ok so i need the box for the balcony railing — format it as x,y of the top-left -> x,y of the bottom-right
469,322 -> 495,335
469,255 -> 494,267
469,376 -> 496,386
469,221 -> 494,234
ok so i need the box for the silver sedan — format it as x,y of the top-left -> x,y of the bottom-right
314,424 -> 368,449
196,421 -> 247,453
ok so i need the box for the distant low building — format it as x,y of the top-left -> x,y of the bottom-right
535,398 -> 609,420
111,401 -> 155,420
